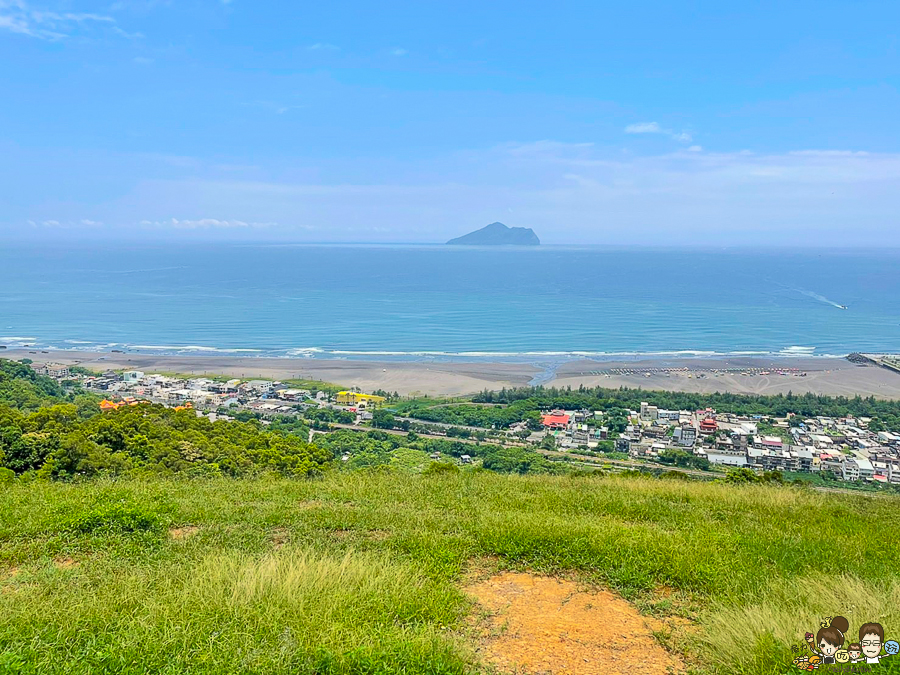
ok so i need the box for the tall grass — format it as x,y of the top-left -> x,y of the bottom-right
702,576 -> 900,674
1,548 -> 468,674
2,472 -> 899,673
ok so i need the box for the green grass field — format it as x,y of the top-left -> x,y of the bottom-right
2,472 -> 899,674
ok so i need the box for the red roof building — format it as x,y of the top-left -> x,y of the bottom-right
699,418 -> 718,434
541,413 -> 570,430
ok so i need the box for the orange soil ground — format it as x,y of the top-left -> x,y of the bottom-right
466,572 -> 683,675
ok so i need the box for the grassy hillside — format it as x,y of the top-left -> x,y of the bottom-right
2,472 -> 899,674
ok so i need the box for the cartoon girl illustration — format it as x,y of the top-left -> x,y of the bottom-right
847,642 -> 863,663
814,616 -> 849,665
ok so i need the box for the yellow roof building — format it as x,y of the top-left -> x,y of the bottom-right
335,391 -> 386,407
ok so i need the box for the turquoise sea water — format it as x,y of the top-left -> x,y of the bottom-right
1,243 -> 898,360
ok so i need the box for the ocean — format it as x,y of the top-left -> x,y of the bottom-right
1,243 -> 898,361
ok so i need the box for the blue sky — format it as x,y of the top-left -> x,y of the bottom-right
1,0 -> 899,244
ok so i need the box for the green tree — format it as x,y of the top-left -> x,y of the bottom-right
372,410 -> 397,429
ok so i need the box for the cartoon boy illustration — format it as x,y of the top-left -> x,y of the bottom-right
847,642 -> 863,663
859,622 -> 890,664
815,616 -> 849,665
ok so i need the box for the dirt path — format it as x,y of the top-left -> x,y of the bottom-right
466,572 -> 682,675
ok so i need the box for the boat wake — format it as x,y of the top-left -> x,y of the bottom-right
796,289 -> 847,310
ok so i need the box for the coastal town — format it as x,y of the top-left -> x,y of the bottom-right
31,362 -> 384,419
535,401 -> 900,485
30,361 -> 900,488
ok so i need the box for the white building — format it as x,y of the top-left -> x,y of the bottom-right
706,452 -> 748,467
640,402 -> 658,422
34,363 -> 70,378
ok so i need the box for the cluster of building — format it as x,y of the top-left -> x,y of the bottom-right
533,410 -> 612,445
33,363 -> 389,422
538,400 -> 900,485
36,364 -> 324,417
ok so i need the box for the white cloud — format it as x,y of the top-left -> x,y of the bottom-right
391,47 -> 408,56
625,121 -> 692,143
133,56 -> 153,64
242,100 -> 306,114
0,0 -> 117,39
625,122 -> 662,134
687,145 -> 703,152
113,25 -> 142,38
138,218 -> 274,229
26,218 -> 102,228
307,42 -> 338,51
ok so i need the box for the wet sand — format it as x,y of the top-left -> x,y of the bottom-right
5,350 -> 900,399
551,357 -> 900,399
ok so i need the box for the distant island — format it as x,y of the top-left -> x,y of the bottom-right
446,222 -> 540,246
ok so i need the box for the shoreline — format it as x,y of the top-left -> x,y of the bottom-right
5,348 -> 900,399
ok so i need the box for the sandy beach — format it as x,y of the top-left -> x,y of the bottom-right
1,349 -> 539,397
5,349 -> 900,399
550,357 -> 900,399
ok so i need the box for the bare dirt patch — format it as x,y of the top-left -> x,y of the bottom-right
270,527 -> 290,549
466,572 -> 683,675
53,557 -> 78,570
0,566 -> 20,582
169,526 -> 200,541
327,528 -> 390,542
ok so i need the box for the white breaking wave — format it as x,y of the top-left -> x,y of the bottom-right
280,346 -> 844,359
1,338 -> 848,359
128,344 -> 263,353
780,346 -> 817,354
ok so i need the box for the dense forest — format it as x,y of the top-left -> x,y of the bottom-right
473,384 -> 900,417
392,399 -> 545,430
0,358 -> 79,410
